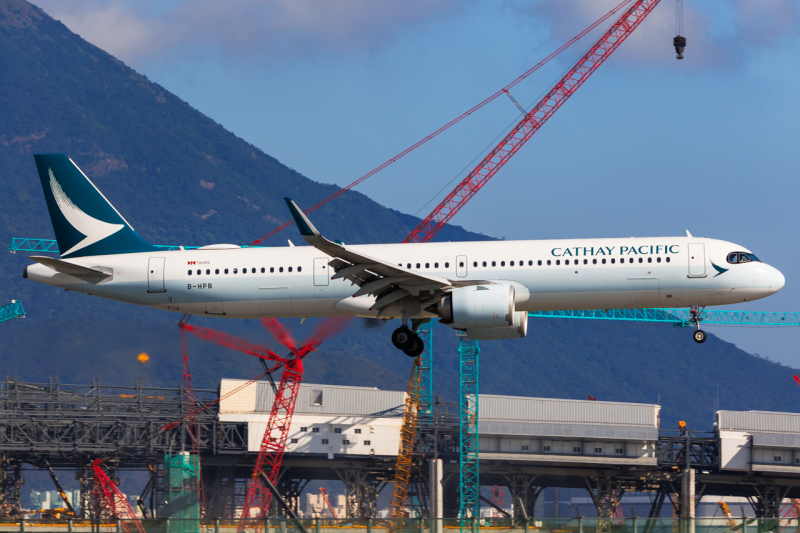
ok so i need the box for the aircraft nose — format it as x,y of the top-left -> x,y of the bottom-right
768,265 -> 785,294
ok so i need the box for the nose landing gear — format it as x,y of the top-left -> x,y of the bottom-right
391,324 -> 425,357
689,305 -> 707,343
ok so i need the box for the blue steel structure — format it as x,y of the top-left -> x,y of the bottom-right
458,336 -> 480,523
8,238 -> 205,253
8,238 -> 59,254
529,308 -> 800,327
0,301 -> 26,325
417,323 -> 434,427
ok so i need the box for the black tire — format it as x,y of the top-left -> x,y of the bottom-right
693,330 -> 707,344
403,335 -> 424,357
392,326 -> 414,350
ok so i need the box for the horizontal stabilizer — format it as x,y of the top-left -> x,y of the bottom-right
28,256 -> 111,284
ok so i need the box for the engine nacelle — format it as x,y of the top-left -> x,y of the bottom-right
438,284 -> 515,329
464,311 -> 528,340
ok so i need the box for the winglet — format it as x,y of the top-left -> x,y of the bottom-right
284,198 -> 320,237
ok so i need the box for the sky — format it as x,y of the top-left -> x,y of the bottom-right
33,0 -> 800,366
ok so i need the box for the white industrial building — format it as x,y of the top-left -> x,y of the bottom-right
219,380 -> 405,457
717,410 -> 800,472
478,394 -> 660,466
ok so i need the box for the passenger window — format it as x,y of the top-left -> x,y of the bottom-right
483,261 -> 487,267
602,259 -> 607,264
215,269 -> 219,274
288,266 -> 293,272
242,268 -> 246,274
473,262 -> 477,267
565,259 -> 569,265
529,260 -> 533,266
583,259 -> 588,265
270,267 -> 274,273
298,266 -> 302,272
491,261 -> 496,267
666,257 -> 671,263
638,258 -> 643,263
510,261 -> 514,266
647,257 -> 652,263
197,269 -> 201,275
610,259 -> 615,264
252,268 -> 256,273
628,258 -> 633,263
261,267 -> 265,273
407,263 -> 411,269
547,260 -> 551,265
434,263 -> 439,268
225,268 -> 229,274
425,263 -> 430,268
206,269 -> 210,275
657,257 -> 661,263
556,260 -> 560,265
459,262 -> 464,267
501,261 -> 505,267
592,259 -> 597,264
537,260 -> 542,266
445,262 -> 450,268
416,263 -> 421,269
188,270 -> 192,275
233,268 -> 238,274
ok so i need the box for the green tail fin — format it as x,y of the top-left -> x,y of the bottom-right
33,154 -> 157,258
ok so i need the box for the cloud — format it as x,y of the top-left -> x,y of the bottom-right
33,0 -> 463,64
517,0 -> 800,69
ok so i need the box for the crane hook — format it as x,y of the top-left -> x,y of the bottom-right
673,35 -> 686,60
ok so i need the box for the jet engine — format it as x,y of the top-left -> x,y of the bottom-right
438,284 -> 515,329
464,311 -> 528,340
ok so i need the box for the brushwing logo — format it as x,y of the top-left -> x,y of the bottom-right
711,261 -> 729,277
49,168 -> 124,257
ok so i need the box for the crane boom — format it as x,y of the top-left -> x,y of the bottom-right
404,0 -> 662,243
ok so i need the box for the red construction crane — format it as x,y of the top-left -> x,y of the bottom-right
404,0 -> 663,243
91,459 -> 146,533
319,487 -> 339,519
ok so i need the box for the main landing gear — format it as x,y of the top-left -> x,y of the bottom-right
689,305 -> 707,344
391,325 -> 425,357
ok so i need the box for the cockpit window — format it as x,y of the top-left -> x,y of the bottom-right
727,251 -> 760,264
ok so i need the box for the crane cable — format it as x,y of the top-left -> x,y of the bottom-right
248,0 -> 636,246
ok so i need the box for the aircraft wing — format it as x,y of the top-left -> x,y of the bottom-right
284,198 -> 486,313
28,256 -> 112,284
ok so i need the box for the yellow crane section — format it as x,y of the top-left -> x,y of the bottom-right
389,359 -> 421,519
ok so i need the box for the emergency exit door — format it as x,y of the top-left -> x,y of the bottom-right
456,255 -> 468,277
148,257 -> 166,292
314,258 -> 330,286
688,243 -> 706,277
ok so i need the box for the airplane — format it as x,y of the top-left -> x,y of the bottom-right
24,154 -> 785,356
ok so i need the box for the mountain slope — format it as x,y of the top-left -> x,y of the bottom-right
0,0 -> 490,321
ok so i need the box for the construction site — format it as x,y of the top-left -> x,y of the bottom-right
2,0 -> 799,532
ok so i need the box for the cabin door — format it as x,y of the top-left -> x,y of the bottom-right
147,257 -> 165,292
688,243 -> 706,277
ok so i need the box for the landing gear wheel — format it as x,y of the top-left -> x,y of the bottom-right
403,335 -> 424,358
693,330 -> 707,344
392,326 -> 414,350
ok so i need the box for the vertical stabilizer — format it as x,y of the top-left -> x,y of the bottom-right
33,154 -> 157,258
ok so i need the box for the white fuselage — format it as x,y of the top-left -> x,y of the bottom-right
25,236 -> 784,319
